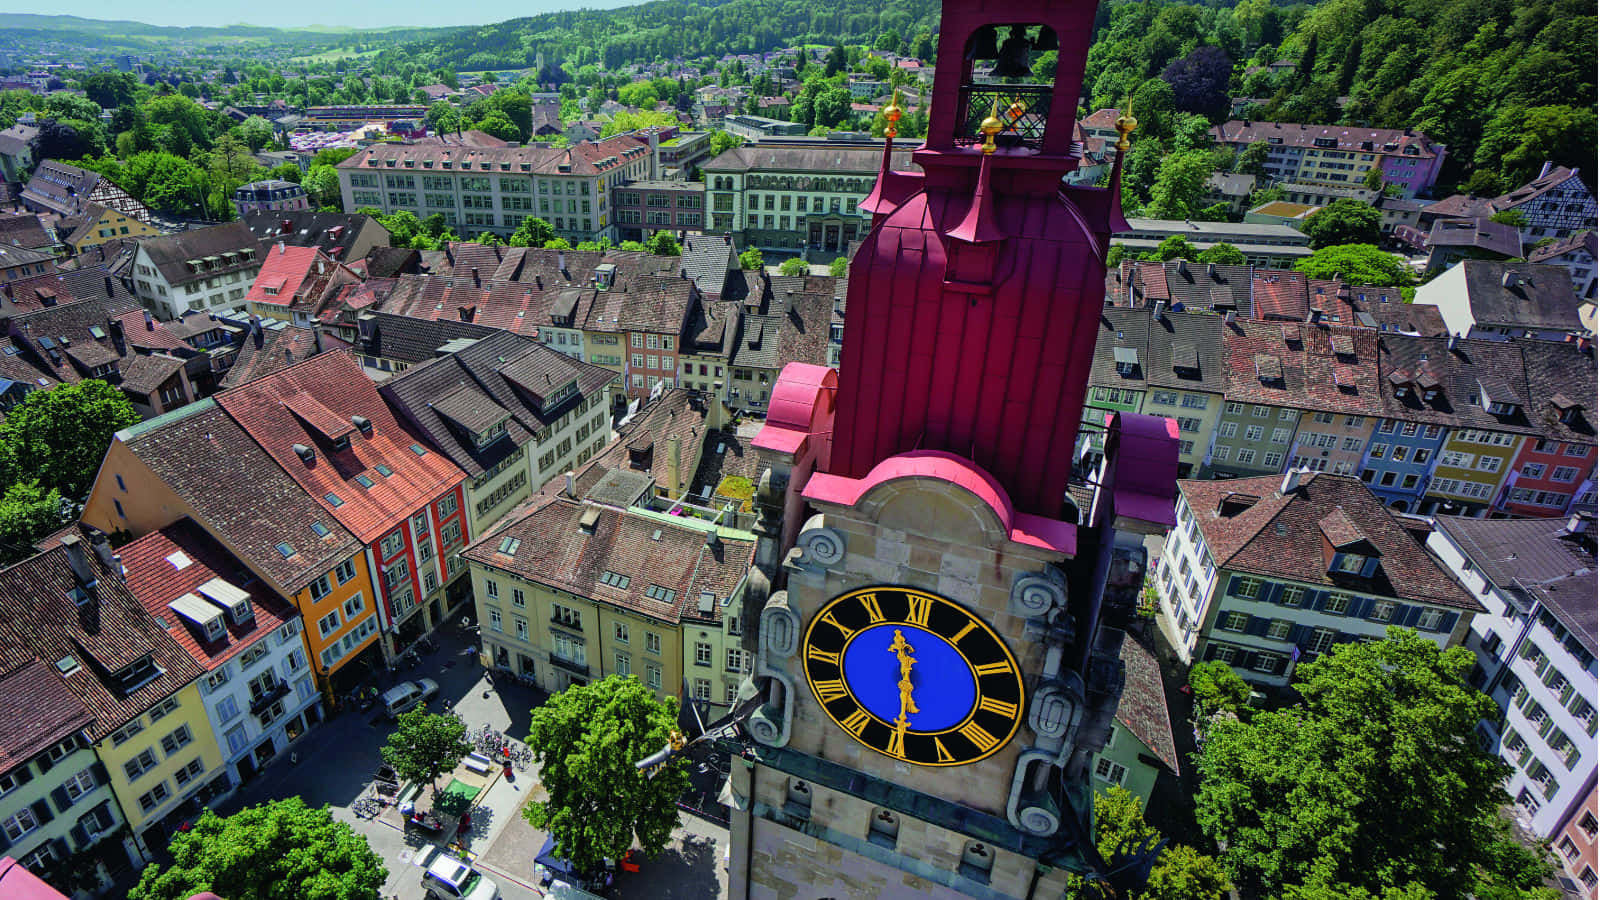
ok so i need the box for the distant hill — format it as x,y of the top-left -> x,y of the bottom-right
0,13 -> 456,59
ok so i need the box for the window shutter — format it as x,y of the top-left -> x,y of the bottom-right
1307,591 -> 1327,612
37,753 -> 54,774
1203,643 -> 1219,662
0,825 -> 11,853
13,764 -> 32,787
50,785 -> 71,813
1438,612 -> 1460,635
1237,650 -> 1258,671
69,823 -> 89,850
90,762 -> 109,786
1350,596 -> 1373,619
30,798 -> 54,825
1225,575 -> 1241,597
1247,616 -> 1270,637
1264,583 -> 1284,605
49,837 -> 68,859
1288,624 -> 1311,646
1400,605 -> 1423,627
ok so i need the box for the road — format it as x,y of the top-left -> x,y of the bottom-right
218,628 -> 730,900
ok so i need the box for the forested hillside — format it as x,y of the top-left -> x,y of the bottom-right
374,0 -> 940,71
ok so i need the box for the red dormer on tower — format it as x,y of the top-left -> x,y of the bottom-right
828,3 -> 1131,520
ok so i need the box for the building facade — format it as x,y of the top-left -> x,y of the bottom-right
232,180 -> 309,219
129,223 -> 263,321
611,181 -> 705,243
1210,121 -> 1446,198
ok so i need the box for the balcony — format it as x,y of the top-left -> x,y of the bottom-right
549,655 -> 590,677
248,680 -> 291,716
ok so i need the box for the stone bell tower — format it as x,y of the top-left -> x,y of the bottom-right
720,1 -> 1181,898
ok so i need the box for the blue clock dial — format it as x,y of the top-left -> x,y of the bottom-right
803,586 -> 1026,767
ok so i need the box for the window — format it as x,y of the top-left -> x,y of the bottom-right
1221,611 -> 1250,632
137,781 -> 171,813
646,664 -> 662,689
1416,608 -> 1446,631
62,767 -> 97,803
726,648 -> 745,673
317,610 -> 342,637
343,593 -> 364,619
1307,628 -> 1336,654
488,608 -> 502,632
1252,653 -> 1284,674
485,579 -> 499,599
1094,757 -> 1128,785
1232,577 -> 1262,599
511,588 -> 526,608
1266,619 -> 1292,640
1369,601 -> 1395,622
645,632 -> 661,655
515,618 -> 528,641
160,724 -> 193,756
614,622 -> 629,644
694,642 -> 713,667
1281,586 -> 1305,608
148,696 -> 180,723
335,559 -> 356,584
124,747 -> 159,780
380,532 -> 404,558
109,720 -> 145,747
1323,593 -> 1351,615
693,678 -> 712,702
2,808 -> 38,841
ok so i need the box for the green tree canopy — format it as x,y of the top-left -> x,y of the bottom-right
1195,628 -> 1556,899
1155,235 -> 1199,261
523,676 -> 689,877
1065,787 -> 1230,900
644,230 -> 681,256
0,380 -> 139,500
1489,209 -> 1529,228
1294,244 -> 1414,286
128,798 -> 387,900
778,257 -> 809,276
238,116 -> 275,152
509,216 -> 556,248
0,482 -> 67,566
1143,150 -> 1215,219
828,256 -> 849,277
380,706 -> 471,798
1301,199 -> 1383,250
738,248 -> 764,270
1188,659 -> 1251,716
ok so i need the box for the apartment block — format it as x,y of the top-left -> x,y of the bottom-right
129,223 -> 263,321
1210,121 -> 1445,198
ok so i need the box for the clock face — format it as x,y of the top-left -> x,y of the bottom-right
802,586 -> 1025,767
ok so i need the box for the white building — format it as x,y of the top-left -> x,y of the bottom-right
129,222 -> 263,321
121,521 -> 324,790
1156,471 -> 1480,687
1412,260 -> 1583,342
1425,515 -> 1598,846
1530,230 -> 1598,304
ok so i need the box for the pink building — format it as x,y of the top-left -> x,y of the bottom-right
1553,778 -> 1599,898
1499,341 -> 1596,517
232,179 -> 309,219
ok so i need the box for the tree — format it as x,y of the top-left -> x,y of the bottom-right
600,109 -> 681,138
128,798 -> 387,900
1188,659 -> 1250,716
523,676 -> 688,878
1143,151 -> 1214,219
738,248 -> 763,270
1195,628 -> 1555,898
644,230 -> 681,256
0,483 -> 67,566
1362,166 -> 1386,191
0,380 -> 139,500
1155,235 -> 1198,261
509,216 -> 556,248
1235,140 -> 1270,178
543,237 -> 572,250
302,165 -> 343,210
380,706 -> 471,799
32,119 -> 98,161
1066,787 -> 1230,900
616,240 -> 647,252
238,116 -> 275,152
207,133 -> 259,187
1160,45 -> 1232,118
81,72 -> 140,110
474,110 -> 520,142
829,256 -> 849,277
874,30 -> 901,52
268,162 -> 303,183
1301,199 -> 1383,250
1195,242 -> 1247,266
1490,209 -> 1529,228
1295,244 -> 1413,286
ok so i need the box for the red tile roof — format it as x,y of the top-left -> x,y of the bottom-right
119,519 -> 297,671
215,350 -> 465,543
245,244 -> 326,309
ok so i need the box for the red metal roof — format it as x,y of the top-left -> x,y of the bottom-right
215,350 -> 466,543
245,244 -> 324,309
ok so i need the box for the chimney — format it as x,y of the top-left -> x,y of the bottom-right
445,244 -> 454,265
312,325 -> 323,354
1206,263 -> 1217,279
284,345 -> 294,363
1539,160 -> 1554,180
1565,512 -> 1589,535
1154,300 -> 1167,320
277,240 -> 285,255
458,306 -> 475,323
1307,308 -> 1323,324
61,534 -> 95,586
1176,259 -> 1189,277
1224,310 -> 1237,325
143,309 -> 154,330
471,266 -> 480,287
1447,333 -> 1460,351
1281,467 -> 1304,495
563,470 -> 576,498
104,275 -> 114,298
535,274 -> 542,289
108,319 -> 126,355
1502,271 -> 1520,290
557,251 -> 566,274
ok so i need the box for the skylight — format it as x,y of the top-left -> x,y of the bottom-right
311,522 -> 330,537
376,464 -> 393,477
276,542 -> 294,558
325,492 -> 345,507
598,571 -> 630,589
497,536 -> 521,555
645,584 -> 677,604
356,475 -> 374,488
410,444 -> 428,456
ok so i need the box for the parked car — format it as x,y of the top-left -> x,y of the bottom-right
422,852 -> 500,900
382,678 -> 440,717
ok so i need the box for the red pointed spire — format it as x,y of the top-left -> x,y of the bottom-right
948,101 -> 1006,245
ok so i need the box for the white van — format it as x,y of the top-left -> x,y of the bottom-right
382,678 -> 440,717
422,852 -> 499,900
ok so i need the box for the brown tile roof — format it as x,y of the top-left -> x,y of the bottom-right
464,496 -> 754,626
0,655 -> 94,776
137,222 -> 260,289
1179,473 -> 1480,610
561,389 -> 709,500
123,402 -> 362,594
775,290 -> 833,368
1529,230 -> 1597,264
119,519 -> 297,672
1114,631 -> 1177,774
689,429 -> 761,505
1223,319 -> 1384,416
222,324 -> 321,389
117,353 -> 185,394
0,542 -> 208,739
1377,334 -> 1542,434
339,133 -> 651,177
1251,270 -> 1309,322
1518,340 -> 1597,444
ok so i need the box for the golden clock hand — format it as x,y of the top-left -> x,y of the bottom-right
890,629 -> 920,723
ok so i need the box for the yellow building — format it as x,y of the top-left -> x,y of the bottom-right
81,401 -> 384,695
1423,428 -> 1526,516
61,201 -> 158,254
463,494 -> 755,705
0,535 -> 222,861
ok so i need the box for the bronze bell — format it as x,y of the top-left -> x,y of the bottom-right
1034,26 -> 1059,52
968,25 -> 999,61
992,25 -> 1033,78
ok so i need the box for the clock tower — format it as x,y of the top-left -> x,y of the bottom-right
721,2 -> 1181,899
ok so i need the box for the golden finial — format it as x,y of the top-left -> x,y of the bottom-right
882,90 -> 904,139
1114,93 -> 1138,152
980,99 -> 1004,155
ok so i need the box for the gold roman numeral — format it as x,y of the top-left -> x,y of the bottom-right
807,646 -> 840,666
951,621 -> 978,645
859,593 -> 885,624
818,612 -> 854,640
978,696 -> 1019,718
959,721 -> 1000,752
840,708 -> 871,736
886,728 -> 905,758
906,594 -> 932,627
974,661 -> 1012,677
814,679 -> 848,703
934,738 -> 955,763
